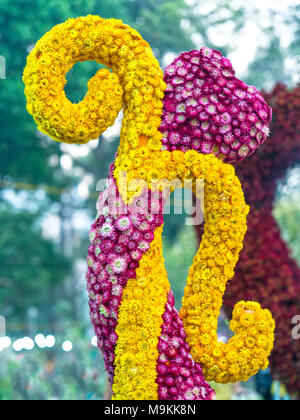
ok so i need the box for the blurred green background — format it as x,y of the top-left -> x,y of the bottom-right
1,0 -> 300,400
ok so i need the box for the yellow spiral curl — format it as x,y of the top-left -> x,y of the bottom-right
23,15 -> 165,151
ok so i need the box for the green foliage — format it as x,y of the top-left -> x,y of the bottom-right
0,0 -> 216,345
0,203 -> 71,324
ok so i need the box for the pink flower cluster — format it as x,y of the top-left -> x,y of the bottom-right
86,164 -> 163,384
156,291 -> 215,400
160,47 -> 272,162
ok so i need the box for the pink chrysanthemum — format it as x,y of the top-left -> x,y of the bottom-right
100,222 -> 115,238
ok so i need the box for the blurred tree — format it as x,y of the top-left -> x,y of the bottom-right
288,4 -> 300,58
274,169 -> 300,264
0,202 -> 71,326
0,329 -> 107,400
243,3 -> 300,89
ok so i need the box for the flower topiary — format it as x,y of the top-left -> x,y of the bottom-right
23,15 -> 274,400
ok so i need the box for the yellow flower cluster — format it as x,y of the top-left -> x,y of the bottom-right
113,226 -> 169,400
23,15 -> 165,149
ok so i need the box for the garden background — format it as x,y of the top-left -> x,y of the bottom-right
1,0 -> 300,400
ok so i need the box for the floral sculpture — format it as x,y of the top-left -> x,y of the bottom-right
23,15 -> 275,400
217,83 -> 300,399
